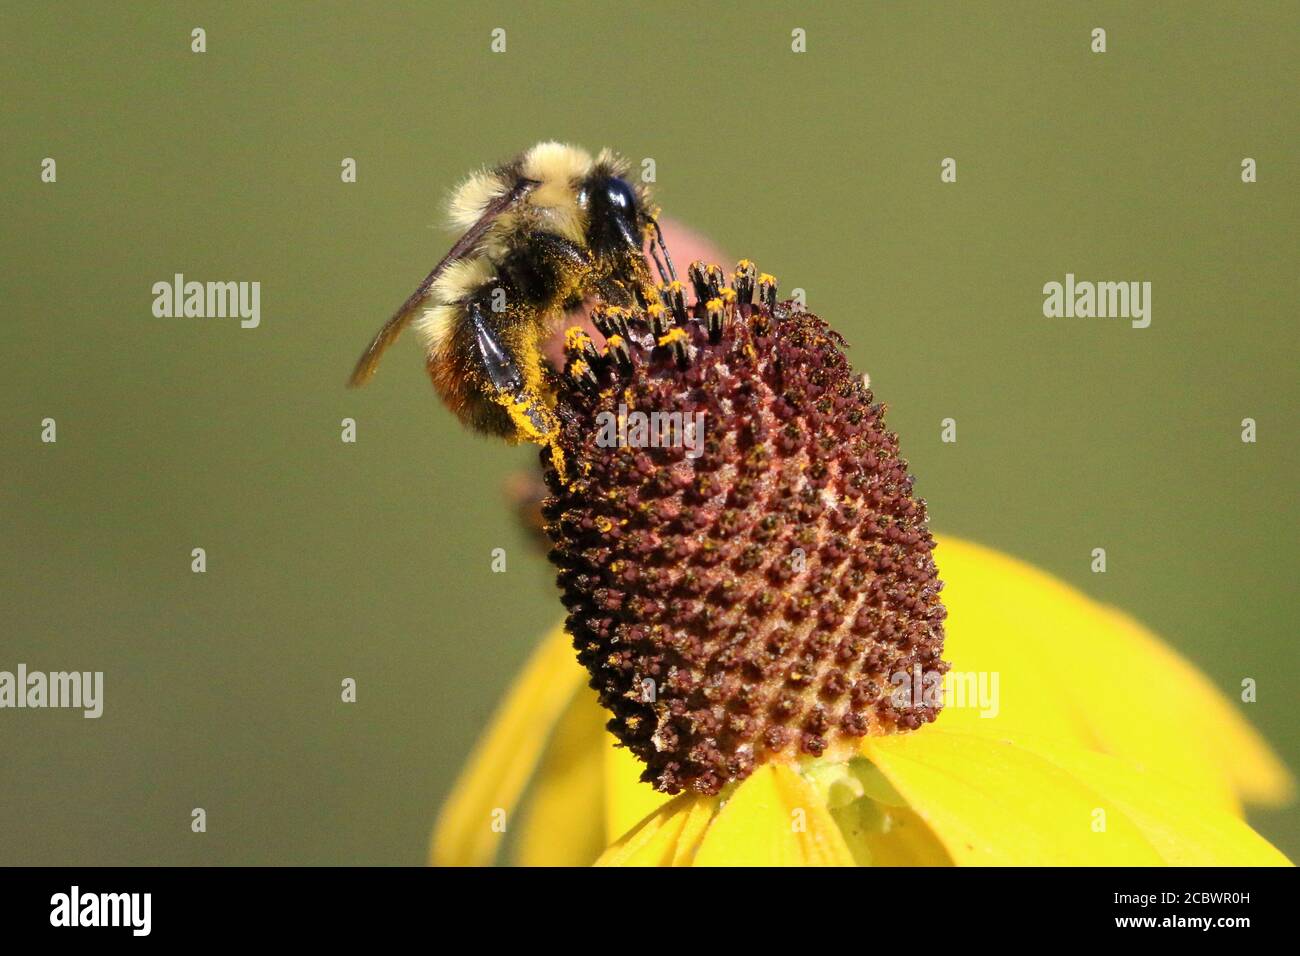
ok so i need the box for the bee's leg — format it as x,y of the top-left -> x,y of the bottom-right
467,301 -> 559,446
468,300 -> 523,394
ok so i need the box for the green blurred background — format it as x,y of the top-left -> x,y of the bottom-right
2,1 -> 1296,864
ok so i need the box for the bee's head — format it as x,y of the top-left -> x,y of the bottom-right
449,143 -> 655,269
578,171 -> 648,258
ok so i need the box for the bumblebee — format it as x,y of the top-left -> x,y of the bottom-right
349,142 -> 675,446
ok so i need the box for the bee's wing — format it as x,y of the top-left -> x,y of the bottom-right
348,177 -> 539,387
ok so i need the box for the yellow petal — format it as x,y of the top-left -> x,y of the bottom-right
864,729 -> 1290,866
692,764 -> 856,866
823,761 -> 954,866
430,624 -> 585,866
1092,603 -> 1293,808
669,799 -> 717,865
836,802 -> 953,866
513,685 -> 608,866
865,731 -> 1156,865
594,794 -> 716,866
932,537 -> 1095,748
1025,739 -> 1292,866
603,733 -> 674,844
932,535 -> 1294,811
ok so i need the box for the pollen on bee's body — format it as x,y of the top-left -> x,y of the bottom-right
543,261 -> 947,796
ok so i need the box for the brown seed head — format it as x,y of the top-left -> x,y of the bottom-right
541,266 -> 947,795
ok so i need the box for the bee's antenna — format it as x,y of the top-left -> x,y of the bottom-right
648,218 -> 678,284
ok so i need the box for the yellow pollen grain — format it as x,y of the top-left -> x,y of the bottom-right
595,515 -> 613,533
565,327 -> 592,351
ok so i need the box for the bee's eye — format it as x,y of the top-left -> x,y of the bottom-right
604,177 -> 636,214
585,175 -> 643,254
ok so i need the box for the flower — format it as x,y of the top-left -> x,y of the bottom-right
431,266 -> 1291,866
432,537 -> 1292,866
